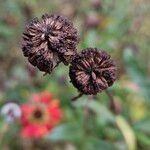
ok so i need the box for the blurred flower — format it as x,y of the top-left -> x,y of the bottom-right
86,13 -> 101,29
20,92 -> 63,138
22,14 -> 79,73
69,48 -> 117,95
91,0 -> 102,10
21,4 -> 33,20
2,14 -> 18,26
0,102 -> 21,123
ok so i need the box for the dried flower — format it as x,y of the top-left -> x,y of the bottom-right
69,48 -> 117,95
21,92 -> 63,138
22,14 -> 79,73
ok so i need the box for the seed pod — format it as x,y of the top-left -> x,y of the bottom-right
69,48 -> 117,95
22,14 -> 79,73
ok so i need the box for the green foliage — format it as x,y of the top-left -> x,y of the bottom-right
0,0 -> 150,149
47,123 -> 84,142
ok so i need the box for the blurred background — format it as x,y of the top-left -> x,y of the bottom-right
0,0 -> 150,150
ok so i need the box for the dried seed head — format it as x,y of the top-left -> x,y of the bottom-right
22,14 -> 79,73
69,48 -> 117,95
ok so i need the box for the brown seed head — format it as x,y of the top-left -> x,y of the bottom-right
22,14 -> 79,73
69,48 -> 117,95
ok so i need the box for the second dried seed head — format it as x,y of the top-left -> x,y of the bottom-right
69,48 -> 117,95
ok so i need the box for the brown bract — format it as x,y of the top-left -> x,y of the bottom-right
22,14 -> 79,73
69,48 -> 117,95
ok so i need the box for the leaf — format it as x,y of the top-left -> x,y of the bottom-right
83,30 -> 98,47
123,48 -> 150,101
136,132 -> 150,146
46,123 -> 83,142
73,99 -> 115,124
83,137 -> 116,150
87,100 -> 115,123
116,116 -> 136,150
0,24 -> 14,38
134,119 -> 150,134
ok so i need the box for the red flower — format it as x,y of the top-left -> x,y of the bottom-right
20,92 -> 63,138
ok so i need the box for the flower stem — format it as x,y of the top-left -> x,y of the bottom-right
71,93 -> 83,101
105,89 -> 117,114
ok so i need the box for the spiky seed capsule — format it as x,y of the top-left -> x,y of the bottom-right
69,48 -> 117,95
22,14 -> 79,73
